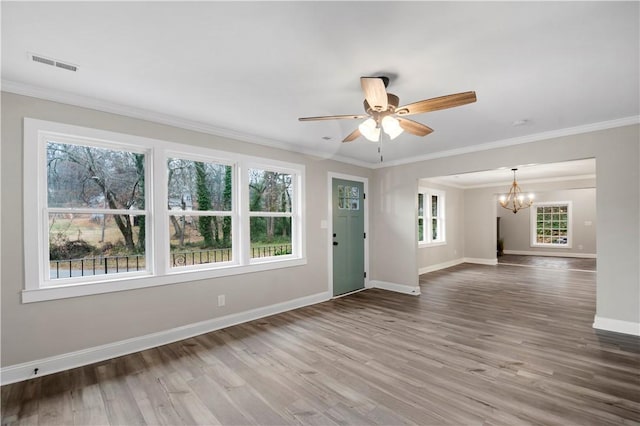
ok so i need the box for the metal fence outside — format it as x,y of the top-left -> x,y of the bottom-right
49,244 -> 293,278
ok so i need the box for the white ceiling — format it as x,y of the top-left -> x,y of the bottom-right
2,2 -> 639,167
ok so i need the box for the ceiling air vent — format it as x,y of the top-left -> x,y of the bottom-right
29,53 -> 78,72
31,54 -> 55,66
55,62 -> 77,72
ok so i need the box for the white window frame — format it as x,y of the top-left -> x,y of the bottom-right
164,151 -> 237,273
38,134 -> 153,286
530,201 -> 572,248
418,187 -> 446,247
23,118 -> 306,303
245,162 -> 301,265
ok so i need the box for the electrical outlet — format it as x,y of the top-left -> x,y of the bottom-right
218,295 -> 226,307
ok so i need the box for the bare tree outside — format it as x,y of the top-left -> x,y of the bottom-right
47,141 -> 146,278
45,144 -> 295,278
167,158 -> 233,267
249,169 -> 293,256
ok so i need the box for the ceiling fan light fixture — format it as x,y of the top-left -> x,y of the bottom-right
298,77 -> 476,149
381,116 -> 404,140
358,118 -> 380,142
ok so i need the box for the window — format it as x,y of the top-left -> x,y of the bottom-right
531,202 -> 572,248
46,140 -> 149,281
167,157 -> 234,269
337,184 -> 360,210
24,118 -> 305,302
248,168 -> 296,260
418,188 -> 446,245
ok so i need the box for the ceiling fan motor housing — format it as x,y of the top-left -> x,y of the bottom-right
364,93 -> 400,119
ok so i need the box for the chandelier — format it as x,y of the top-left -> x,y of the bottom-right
499,168 -> 534,213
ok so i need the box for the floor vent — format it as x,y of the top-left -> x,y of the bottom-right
29,53 -> 78,72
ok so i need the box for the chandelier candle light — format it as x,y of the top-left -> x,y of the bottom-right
499,168 -> 534,214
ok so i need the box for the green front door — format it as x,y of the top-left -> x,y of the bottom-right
332,178 -> 365,296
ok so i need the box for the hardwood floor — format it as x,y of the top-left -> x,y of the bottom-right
498,254 -> 597,272
2,263 -> 639,425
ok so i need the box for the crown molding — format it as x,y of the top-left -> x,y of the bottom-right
1,79 -> 376,169
3,79 -> 638,171
371,116 -> 640,169
428,173 -> 597,190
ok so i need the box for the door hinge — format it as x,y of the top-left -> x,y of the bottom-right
364,232 -> 366,239
363,193 -> 366,200
364,272 -> 367,278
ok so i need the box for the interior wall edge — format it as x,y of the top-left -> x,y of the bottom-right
369,280 -> 421,296
418,258 -> 465,275
463,257 -> 498,266
592,315 -> 640,337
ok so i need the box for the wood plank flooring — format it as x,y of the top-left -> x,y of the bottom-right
2,263 -> 639,425
498,254 -> 597,272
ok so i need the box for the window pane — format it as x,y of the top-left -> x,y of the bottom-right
431,195 -> 438,217
47,142 -> 145,209
168,158 -> 231,212
169,215 -> 232,267
535,204 -> 569,246
249,169 -> 293,212
418,218 -> 424,241
48,213 -> 145,279
418,194 -> 424,216
349,186 -> 360,210
250,217 -> 292,258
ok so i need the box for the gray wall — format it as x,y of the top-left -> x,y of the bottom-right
417,180 -> 464,270
463,187 -> 499,261
498,185 -> 596,256
1,92 -> 372,366
371,125 -> 639,326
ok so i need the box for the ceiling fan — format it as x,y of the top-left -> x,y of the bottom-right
299,76 -> 477,144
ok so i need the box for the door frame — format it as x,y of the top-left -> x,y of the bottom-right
327,172 -> 370,297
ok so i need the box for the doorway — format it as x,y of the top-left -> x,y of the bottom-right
331,177 -> 366,296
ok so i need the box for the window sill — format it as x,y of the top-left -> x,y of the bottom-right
418,241 -> 447,248
22,257 -> 307,303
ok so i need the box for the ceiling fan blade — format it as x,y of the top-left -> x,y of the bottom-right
298,114 -> 367,121
396,91 -> 477,116
397,118 -> 434,137
342,128 -> 361,143
361,77 -> 388,111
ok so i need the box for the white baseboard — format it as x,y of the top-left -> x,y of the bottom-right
593,315 -> 640,336
419,258 -> 465,275
370,280 -> 421,296
0,291 -> 330,386
463,257 -> 498,266
504,250 -> 597,259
